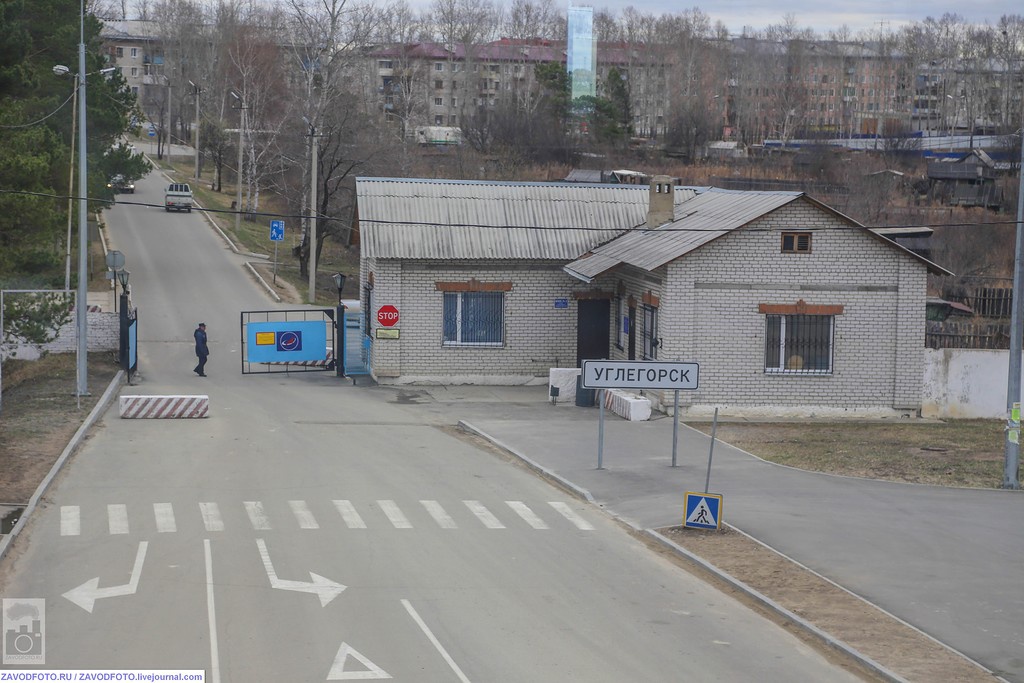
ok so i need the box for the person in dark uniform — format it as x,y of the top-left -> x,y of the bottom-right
193,322 -> 209,376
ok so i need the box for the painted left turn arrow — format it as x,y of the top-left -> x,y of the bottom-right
256,539 -> 346,607
63,541 -> 148,613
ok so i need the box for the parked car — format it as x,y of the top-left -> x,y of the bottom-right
164,183 -> 193,212
107,174 -> 134,193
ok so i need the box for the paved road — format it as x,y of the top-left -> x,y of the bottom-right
437,387 -> 1024,682
0,170 -> 864,681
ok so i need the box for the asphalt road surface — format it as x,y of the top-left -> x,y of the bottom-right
0,170 -> 865,681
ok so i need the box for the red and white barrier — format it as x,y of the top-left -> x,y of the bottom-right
119,395 -> 209,419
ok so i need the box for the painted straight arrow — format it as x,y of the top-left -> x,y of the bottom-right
63,541 -> 148,613
256,539 -> 346,607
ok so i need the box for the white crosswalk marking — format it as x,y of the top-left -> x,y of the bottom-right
421,500 -> 457,529
378,500 -> 412,528
200,502 -> 224,531
289,500 -> 319,529
506,501 -> 548,529
153,503 -> 176,533
60,506 -> 80,536
108,504 -> 129,535
464,500 -> 505,529
549,502 -> 595,530
333,500 -> 366,529
244,501 -> 271,530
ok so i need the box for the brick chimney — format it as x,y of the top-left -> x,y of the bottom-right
646,175 -> 675,229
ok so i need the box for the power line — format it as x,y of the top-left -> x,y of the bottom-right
0,186 -> 1020,232
0,90 -> 77,129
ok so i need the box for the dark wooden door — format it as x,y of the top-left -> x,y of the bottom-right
577,299 -> 610,366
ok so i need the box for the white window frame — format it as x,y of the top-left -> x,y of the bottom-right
442,291 -> 504,347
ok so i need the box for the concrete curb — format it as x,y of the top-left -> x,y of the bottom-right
457,421 -> 596,504
460,417 -> 947,683
644,528 -> 909,683
0,370 -> 124,564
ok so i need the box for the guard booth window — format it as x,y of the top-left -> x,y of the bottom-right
641,304 -> 658,359
363,285 -> 373,337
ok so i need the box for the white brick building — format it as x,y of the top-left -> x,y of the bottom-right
356,176 -> 946,415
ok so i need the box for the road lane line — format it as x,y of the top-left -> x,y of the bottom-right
333,500 -> 366,529
200,502 -> 224,532
378,500 -> 412,528
60,506 -> 80,536
506,502 -> 548,529
154,503 -> 176,533
463,501 -> 504,529
401,599 -> 472,683
288,500 -> 319,529
245,501 -> 272,530
421,500 -> 457,529
205,539 -> 221,683
549,502 -> 595,530
108,504 -> 129,535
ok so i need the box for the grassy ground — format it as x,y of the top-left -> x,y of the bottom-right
689,419 -> 1015,488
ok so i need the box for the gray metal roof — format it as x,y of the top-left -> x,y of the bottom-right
564,188 -> 951,280
357,177 -> 698,260
565,189 -> 799,279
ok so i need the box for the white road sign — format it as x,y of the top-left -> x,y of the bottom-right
582,360 -> 699,390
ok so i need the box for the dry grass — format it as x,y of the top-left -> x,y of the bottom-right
689,420 -> 1014,488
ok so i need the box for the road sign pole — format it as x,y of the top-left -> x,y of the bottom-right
274,243 -> 278,285
705,407 -> 719,493
597,389 -> 605,470
671,389 -> 680,467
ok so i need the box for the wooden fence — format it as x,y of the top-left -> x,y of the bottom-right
926,321 -> 1010,349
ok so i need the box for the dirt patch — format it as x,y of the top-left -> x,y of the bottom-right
0,353 -> 120,504
659,525 -> 994,682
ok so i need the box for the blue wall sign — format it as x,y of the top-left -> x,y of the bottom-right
554,298 -> 569,309
246,321 -> 327,363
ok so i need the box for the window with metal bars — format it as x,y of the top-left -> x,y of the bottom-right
765,314 -> 833,373
781,232 -> 812,253
641,304 -> 658,359
443,292 -> 504,346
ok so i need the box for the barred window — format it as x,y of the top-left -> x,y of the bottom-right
443,292 -> 503,346
765,314 -> 833,373
641,304 -> 658,360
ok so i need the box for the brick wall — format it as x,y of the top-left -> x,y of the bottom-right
593,201 -> 928,412
4,311 -> 119,360
366,259 -> 582,383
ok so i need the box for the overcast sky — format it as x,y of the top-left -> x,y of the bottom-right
581,0 -> 1020,36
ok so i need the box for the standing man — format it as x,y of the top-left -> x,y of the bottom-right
193,322 -> 209,377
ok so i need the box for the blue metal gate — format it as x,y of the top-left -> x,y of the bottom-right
340,307 -> 372,376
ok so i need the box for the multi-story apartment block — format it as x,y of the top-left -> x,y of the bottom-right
99,21 -> 166,123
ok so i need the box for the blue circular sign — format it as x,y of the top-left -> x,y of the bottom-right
278,331 -> 301,351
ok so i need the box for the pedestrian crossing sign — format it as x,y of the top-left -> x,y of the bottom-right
684,492 -> 723,530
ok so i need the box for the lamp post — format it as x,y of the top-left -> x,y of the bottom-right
230,91 -> 247,233
1003,124 -> 1024,491
189,80 -> 201,180
332,272 -> 346,377
76,0 -> 89,396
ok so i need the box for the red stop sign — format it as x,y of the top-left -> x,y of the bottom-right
377,304 -> 400,327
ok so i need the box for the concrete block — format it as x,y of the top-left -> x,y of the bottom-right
603,388 -> 652,421
119,395 -> 209,418
548,368 -> 581,405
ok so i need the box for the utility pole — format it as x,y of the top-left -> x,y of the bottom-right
231,91 -> 247,233
76,0 -> 88,397
307,119 -> 319,304
1004,123 -> 1024,490
189,80 -> 201,180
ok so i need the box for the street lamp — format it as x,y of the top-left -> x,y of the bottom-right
332,272 -> 346,303
230,91 -> 247,233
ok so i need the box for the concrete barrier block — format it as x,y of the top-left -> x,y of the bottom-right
119,395 -> 209,418
603,388 -> 651,421
548,368 -> 581,405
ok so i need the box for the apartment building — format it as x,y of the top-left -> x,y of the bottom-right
99,20 -> 165,117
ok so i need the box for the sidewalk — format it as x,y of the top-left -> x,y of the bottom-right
395,384 -> 1024,683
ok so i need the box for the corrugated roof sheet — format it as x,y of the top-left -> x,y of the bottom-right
357,177 -> 698,260
565,188 -> 951,279
570,189 -> 799,276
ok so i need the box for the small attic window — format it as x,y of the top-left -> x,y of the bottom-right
781,232 -> 812,253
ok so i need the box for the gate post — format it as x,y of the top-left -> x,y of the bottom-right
336,302 -> 346,378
